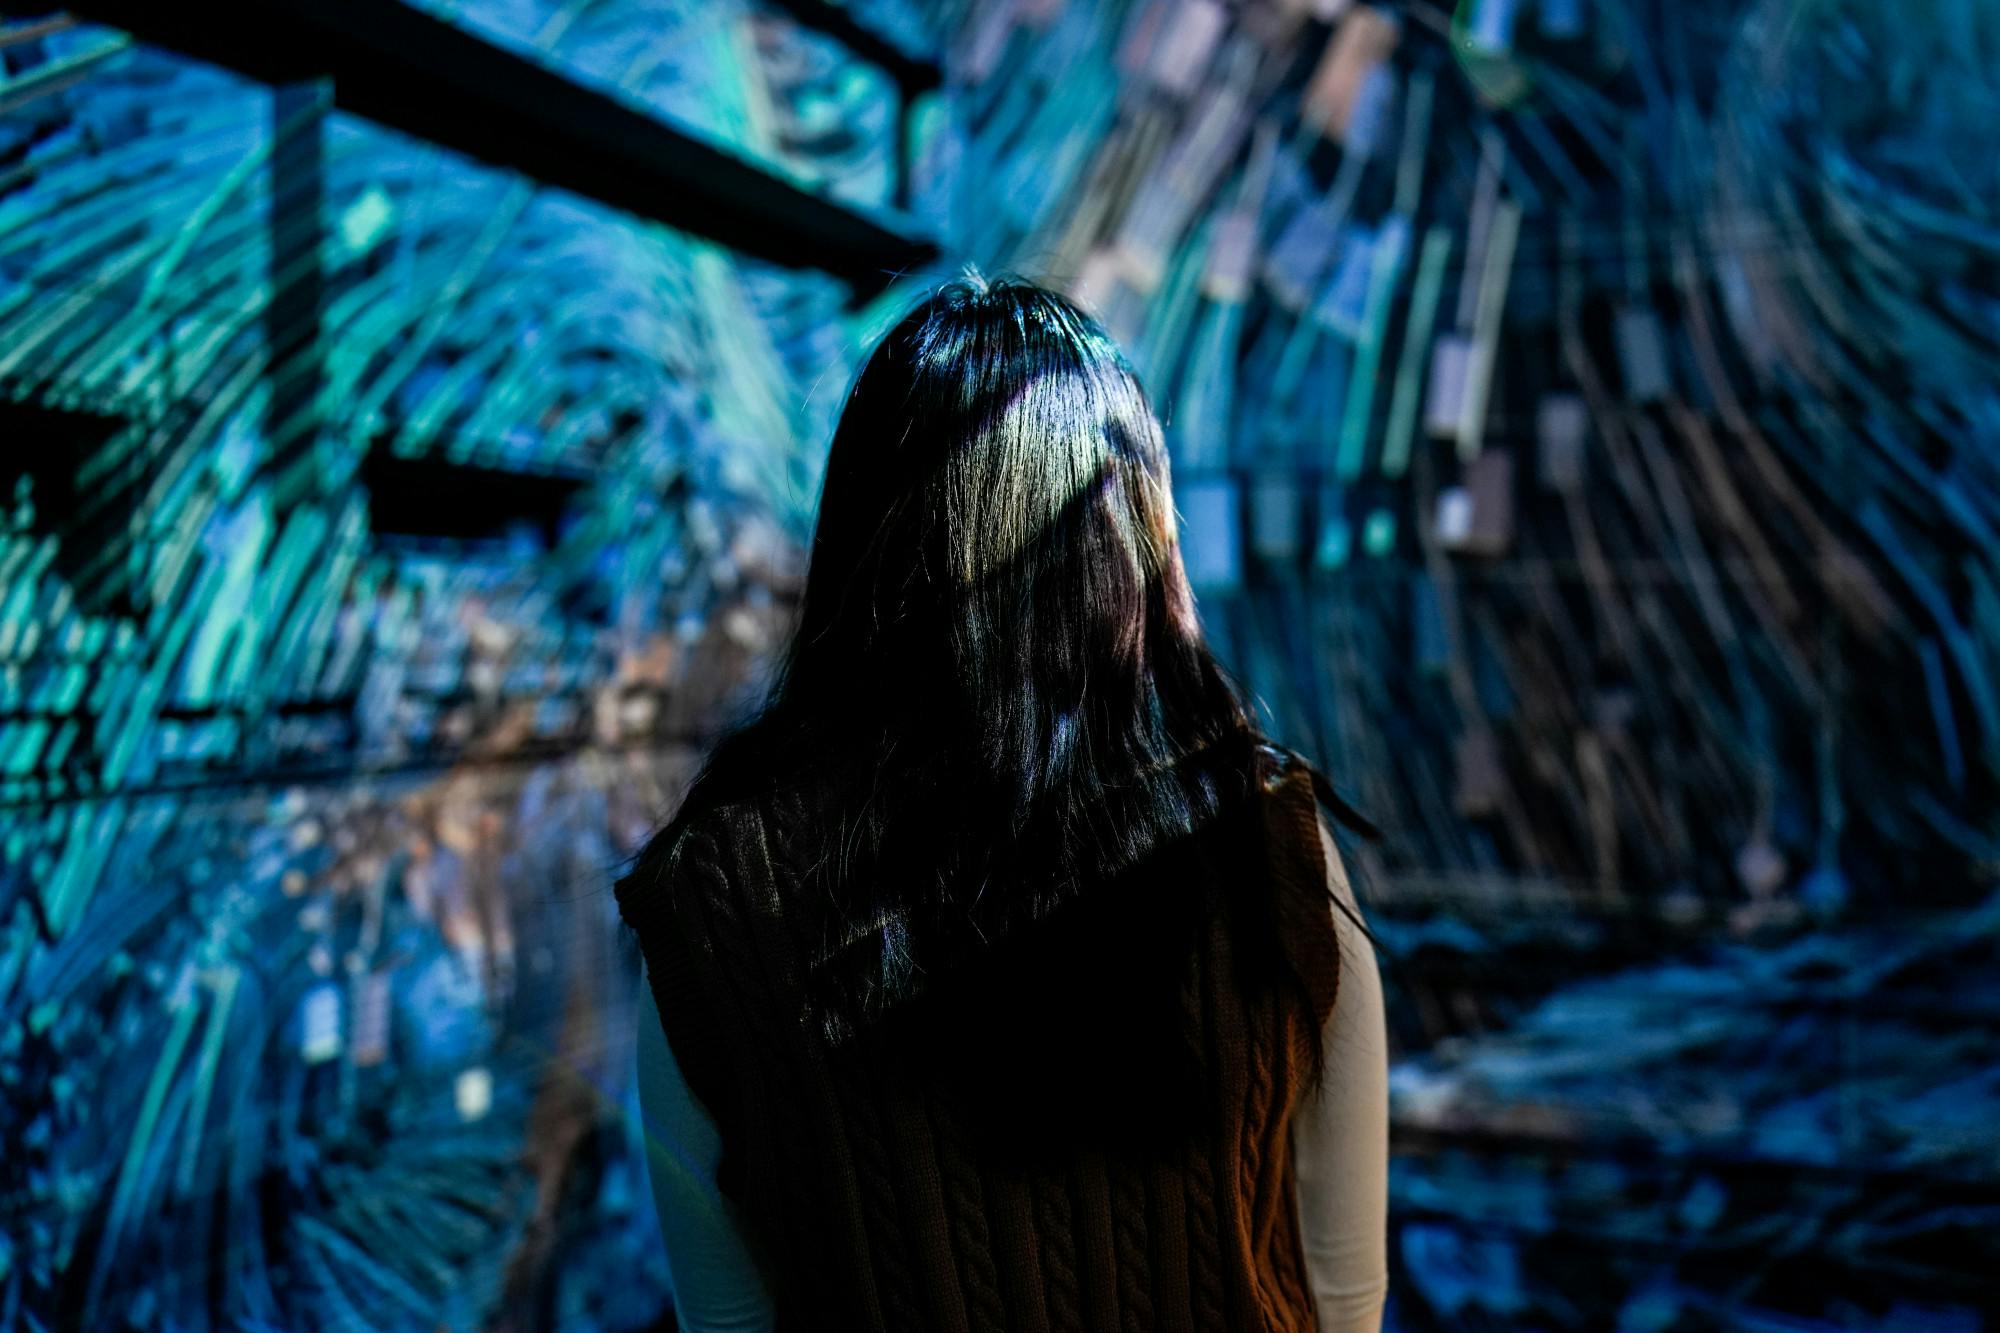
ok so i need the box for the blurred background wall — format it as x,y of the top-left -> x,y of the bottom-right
0,1 -> 1994,1328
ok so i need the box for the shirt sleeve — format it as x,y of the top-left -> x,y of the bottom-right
1290,815 -> 1391,1333
634,965 -> 778,1333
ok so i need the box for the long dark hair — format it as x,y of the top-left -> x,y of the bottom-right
639,275 -> 1330,1099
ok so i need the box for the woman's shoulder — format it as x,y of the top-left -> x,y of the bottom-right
615,792 -> 775,934
1251,738 -> 1379,842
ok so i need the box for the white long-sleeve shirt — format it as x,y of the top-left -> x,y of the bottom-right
633,812 -> 1388,1332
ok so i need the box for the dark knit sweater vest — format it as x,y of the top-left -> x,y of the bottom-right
618,749 -> 1343,1332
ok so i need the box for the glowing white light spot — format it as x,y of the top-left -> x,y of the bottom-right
455,1066 -> 493,1122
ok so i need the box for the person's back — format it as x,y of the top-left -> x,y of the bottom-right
620,275 -> 1387,1331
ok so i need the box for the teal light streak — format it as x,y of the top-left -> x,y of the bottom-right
1334,215 -> 1410,481
1380,226 -> 1455,479
174,965 -> 240,1197
1455,199 -> 1521,460
1362,507 -> 1397,558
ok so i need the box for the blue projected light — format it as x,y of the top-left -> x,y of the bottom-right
1,0 -> 1996,1328
0,2 -> 911,1327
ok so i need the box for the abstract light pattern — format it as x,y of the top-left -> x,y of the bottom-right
0,5 -> 903,1327
933,0 -> 1998,1322
2,0 -> 1996,1327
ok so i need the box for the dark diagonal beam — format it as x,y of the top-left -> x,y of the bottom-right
66,0 -> 939,299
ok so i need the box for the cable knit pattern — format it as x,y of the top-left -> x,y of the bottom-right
936,1099 -> 1011,1330
615,750 -> 1342,1332
1237,1025 -> 1275,1240
847,1059 -> 927,1328
1110,1159 -> 1157,1333
1179,944 -> 1231,1331
1182,1131 -> 1229,1330
1032,1171 -> 1087,1333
